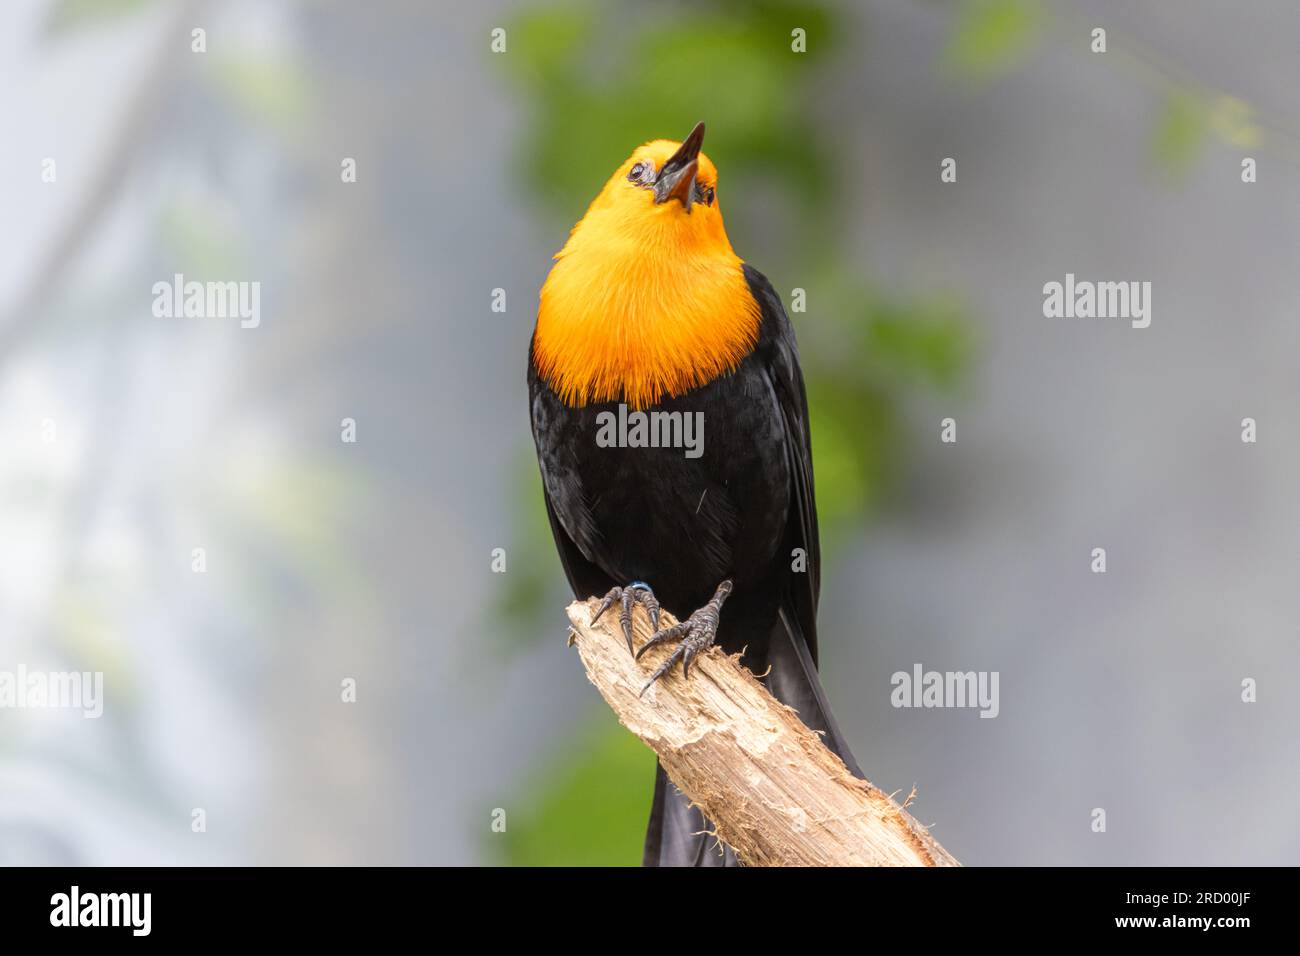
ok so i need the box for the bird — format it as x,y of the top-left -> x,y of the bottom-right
527,122 -> 862,866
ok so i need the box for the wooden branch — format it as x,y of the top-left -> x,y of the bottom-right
567,597 -> 959,867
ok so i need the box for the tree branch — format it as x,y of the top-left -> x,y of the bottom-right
566,597 -> 959,867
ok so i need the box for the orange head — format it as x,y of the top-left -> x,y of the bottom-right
533,123 -> 761,410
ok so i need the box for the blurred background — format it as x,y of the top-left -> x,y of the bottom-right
1,0 -> 1298,865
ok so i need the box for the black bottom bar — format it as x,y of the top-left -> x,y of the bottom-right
0,866 -> 1283,941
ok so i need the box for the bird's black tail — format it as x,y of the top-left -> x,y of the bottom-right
641,606 -> 861,867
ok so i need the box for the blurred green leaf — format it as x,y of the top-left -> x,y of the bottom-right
494,456 -> 562,641
213,56 -> 310,128
1152,91 -> 1207,179
943,0 -> 1044,82
865,296 -> 974,391
496,711 -> 653,866
1208,94 -> 1258,150
805,384 -> 884,540
508,4 -> 593,82
44,0 -> 155,38
502,0 -> 835,216
159,199 -> 246,276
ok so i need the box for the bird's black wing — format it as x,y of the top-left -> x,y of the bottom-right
740,264 -> 863,782
526,355 -> 616,603
743,263 -> 821,664
540,493 -> 613,604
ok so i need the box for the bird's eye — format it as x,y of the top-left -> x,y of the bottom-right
628,162 -> 647,182
703,186 -> 715,205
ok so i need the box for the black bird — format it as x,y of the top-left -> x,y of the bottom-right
528,123 -> 862,866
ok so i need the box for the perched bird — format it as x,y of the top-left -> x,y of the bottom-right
528,123 -> 862,866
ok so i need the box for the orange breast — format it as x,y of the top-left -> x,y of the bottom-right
532,240 -> 761,410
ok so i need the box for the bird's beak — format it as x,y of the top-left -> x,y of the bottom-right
653,121 -> 705,212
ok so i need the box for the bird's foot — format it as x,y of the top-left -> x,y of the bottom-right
635,580 -> 733,695
592,581 -> 661,655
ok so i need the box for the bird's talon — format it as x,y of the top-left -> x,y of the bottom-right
592,582 -> 662,655
636,580 -> 732,694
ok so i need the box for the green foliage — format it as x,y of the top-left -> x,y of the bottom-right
943,0 -> 1045,82
213,56 -> 311,130
493,454 -> 563,641
1152,92 -> 1207,180
1207,95 -> 1259,150
503,0 -> 834,217
43,0 -> 155,39
807,290 -> 974,543
1152,93 -> 1261,180
805,380 -> 889,540
495,711 -> 654,866
864,294 -> 973,392
159,198 -> 247,276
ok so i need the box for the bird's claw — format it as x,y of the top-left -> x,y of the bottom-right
635,580 -> 733,696
592,581 -> 661,655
